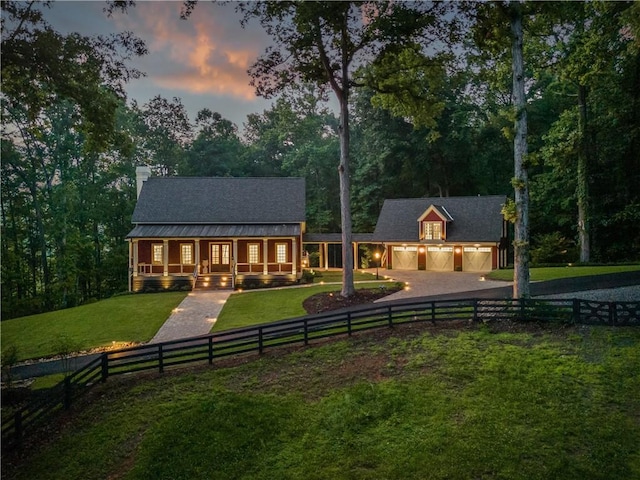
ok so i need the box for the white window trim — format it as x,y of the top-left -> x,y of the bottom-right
180,243 -> 194,264
276,243 -> 288,263
248,243 -> 260,264
152,243 -> 164,264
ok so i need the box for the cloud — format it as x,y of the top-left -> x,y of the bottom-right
115,2 -> 266,100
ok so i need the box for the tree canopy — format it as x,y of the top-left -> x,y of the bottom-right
2,0 -> 638,317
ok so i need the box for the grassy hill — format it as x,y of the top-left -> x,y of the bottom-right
4,322 -> 639,480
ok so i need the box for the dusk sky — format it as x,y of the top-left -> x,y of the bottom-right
45,1 -> 276,129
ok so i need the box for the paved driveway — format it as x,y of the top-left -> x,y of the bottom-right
373,269 -> 512,302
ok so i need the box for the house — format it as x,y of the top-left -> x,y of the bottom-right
127,167 -> 306,292
372,196 -> 508,272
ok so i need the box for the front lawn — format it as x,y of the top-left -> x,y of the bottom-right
4,324 -> 639,480
1,292 -> 187,362
486,264 -> 640,282
214,281 -> 398,331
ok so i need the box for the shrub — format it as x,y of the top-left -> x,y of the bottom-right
531,232 -> 577,265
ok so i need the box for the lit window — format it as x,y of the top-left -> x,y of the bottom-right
181,244 -> 193,264
211,244 -> 220,264
152,244 -> 163,264
221,244 -> 230,265
276,243 -> 287,263
248,244 -> 260,264
424,222 -> 442,240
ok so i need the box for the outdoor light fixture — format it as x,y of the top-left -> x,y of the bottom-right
374,251 -> 381,279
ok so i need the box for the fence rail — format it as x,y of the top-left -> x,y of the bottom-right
2,297 -> 638,450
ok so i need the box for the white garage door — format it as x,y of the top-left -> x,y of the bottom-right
426,247 -> 453,271
392,246 -> 418,270
463,247 -> 492,272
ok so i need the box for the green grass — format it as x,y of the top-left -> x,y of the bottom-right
1,292 -> 187,362
310,270 -> 383,283
214,281 -> 398,331
486,264 -> 640,282
4,324 -> 639,480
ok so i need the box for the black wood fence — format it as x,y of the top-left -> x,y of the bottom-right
2,297 -> 639,450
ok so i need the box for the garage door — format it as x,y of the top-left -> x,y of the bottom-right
426,247 -> 453,271
463,247 -> 492,272
392,246 -> 418,270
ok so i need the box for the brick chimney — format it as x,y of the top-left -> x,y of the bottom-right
136,166 -> 151,199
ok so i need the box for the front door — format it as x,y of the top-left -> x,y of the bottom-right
210,242 -> 232,273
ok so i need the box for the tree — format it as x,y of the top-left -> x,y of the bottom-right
1,1 -> 147,148
182,109 -> 247,177
134,96 -> 192,176
470,1 -> 535,297
211,1 -> 449,297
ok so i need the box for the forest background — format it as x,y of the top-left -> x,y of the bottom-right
2,1 -> 639,319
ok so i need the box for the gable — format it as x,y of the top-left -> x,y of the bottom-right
132,177 -> 305,224
417,205 -> 454,223
373,196 -> 506,243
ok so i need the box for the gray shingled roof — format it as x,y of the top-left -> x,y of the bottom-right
131,177 -> 305,224
373,196 -> 506,242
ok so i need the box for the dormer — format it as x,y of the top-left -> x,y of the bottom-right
417,205 -> 454,241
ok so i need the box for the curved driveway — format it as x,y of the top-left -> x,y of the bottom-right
373,270 -> 510,302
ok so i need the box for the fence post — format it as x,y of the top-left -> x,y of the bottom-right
258,327 -> 264,354
610,302 -> 616,326
304,319 -> 309,345
347,312 -> 352,336
572,299 -> 580,324
63,376 -> 72,410
158,344 -> 164,374
101,353 -> 109,383
431,301 -> 436,322
473,299 -> 478,323
387,305 -> 393,328
208,337 -> 214,365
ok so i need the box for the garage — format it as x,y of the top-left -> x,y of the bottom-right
426,246 -> 453,271
463,247 -> 492,272
392,246 -> 418,270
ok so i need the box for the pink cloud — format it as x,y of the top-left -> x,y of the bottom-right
114,2 -> 265,100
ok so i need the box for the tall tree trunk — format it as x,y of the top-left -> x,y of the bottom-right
338,88 -> 355,297
510,4 -> 530,298
577,83 -> 590,263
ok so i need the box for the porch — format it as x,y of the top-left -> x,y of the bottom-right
128,235 -> 302,292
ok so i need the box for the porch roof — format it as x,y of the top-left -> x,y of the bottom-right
303,233 -> 374,243
126,224 -> 301,239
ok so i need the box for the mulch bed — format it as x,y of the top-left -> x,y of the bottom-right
302,286 -> 404,314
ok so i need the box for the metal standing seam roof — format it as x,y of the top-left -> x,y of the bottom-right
126,224 -> 301,239
131,177 -> 306,224
372,196 -> 506,243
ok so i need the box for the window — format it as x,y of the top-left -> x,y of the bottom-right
181,244 -> 193,264
211,244 -> 220,264
248,244 -> 260,264
276,243 -> 287,263
221,244 -> 230,265
152,244 -> 163,264
423,222 -> 442,240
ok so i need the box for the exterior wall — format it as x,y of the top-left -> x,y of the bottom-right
130,234 -> 303,291
382,242 -> 498,273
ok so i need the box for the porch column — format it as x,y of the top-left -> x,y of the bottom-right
323,242 -> 329,270
132,240 -> 139,277
232,239 -> 238,275
353,242 -> 358,270
194,239 -> 200,273
292,237 -> 297,275
163,239 -> 169,276
263,239 -> 269,275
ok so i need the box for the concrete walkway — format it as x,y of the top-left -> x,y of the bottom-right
148,290 -> 233,343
